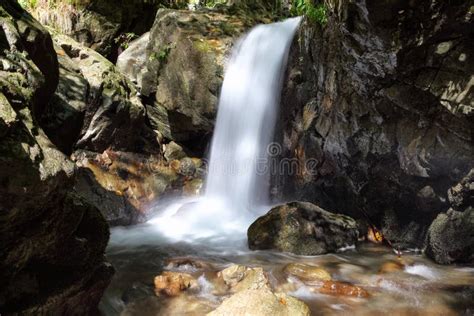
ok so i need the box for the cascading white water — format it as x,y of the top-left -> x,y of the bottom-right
148,17 -> 301,240
205,17 -> 302,211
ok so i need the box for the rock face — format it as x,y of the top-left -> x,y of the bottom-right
425,170 -> 474,264
73,150 -> 201,225
0,2 -> 112,314
29,0 -> 181,60
276,0 -> 474,248
41,30 -> 159,155
248,202 -> 358,255
127,9 -> 252,143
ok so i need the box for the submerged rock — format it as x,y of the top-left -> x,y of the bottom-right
318,281 -> 369,298
248,202 -> 358,255
378,261 -> 405,274
284,263 -> 332,283
154,271 -> 199,296
207,288 -> 310,316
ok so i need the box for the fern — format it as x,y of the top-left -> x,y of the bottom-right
291,0 -> 328,26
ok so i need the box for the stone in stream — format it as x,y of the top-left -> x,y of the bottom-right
218,264 -> 269,292
378,261 -> 405,274
154,271 -> 199,296
248,202 -> 359,255
207,288 -> 311,316
425,169 -> 474,264
283,263 -> 332,283
318,281 -> 369,299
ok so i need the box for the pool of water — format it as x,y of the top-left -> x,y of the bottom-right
99,223 -> 474,315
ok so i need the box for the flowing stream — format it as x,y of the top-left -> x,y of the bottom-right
100,18 -> 474,316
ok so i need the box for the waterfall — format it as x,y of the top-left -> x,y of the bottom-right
149,17 -> 301,240
205,17 -> 302,212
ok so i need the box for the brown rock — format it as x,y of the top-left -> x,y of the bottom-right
318,281 -> 369,298
154,272 -> 199,296
207,288 -> 311,316
378,261 -> 405,274
284,263 -> 332,283
218,265 -> 269,292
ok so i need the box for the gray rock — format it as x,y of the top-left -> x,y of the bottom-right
425,169 -> 474,264
0,2 -> 112,313
41,30 -> 160,154
117,32 -> 150,84
276,0 -> 474,248
164,141 -> 187,162
248,202 -> 359,255
137,9 -> 249,142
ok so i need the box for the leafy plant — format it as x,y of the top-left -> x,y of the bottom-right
291,0 -> 328,26
158,45 -> 171,62
114,32 -> 137,50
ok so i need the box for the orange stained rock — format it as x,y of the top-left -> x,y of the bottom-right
367,226 -> 384,244
154,271 -> 198,297
318,281 -> 369,298
378,260 -> 404,274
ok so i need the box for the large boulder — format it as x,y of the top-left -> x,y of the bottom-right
0,2 -> 112,313
248,202 -> 359,255
425,169 -> 474,264
40,30 -> 160,155
207,288 -> 310,316
127,9 -> 254,143
276,0 -> 474,248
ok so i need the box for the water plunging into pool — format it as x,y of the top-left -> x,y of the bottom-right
147,17 -> 302,241
101,18 -> 474,316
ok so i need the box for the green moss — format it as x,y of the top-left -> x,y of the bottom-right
193,40 -> 211,53
291,0 -> 328,26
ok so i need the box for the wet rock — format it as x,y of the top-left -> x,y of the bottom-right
284,263 -> 331,283
0,2 -> 112,313
165,257 -> 214,271
318,281 -> 369,298
183,179 -> 204,196
218,264 -> 269,292
179,157 -> 197,177
378,261 -> 405,274
425,170 -> 474,264
425,208 -> 474,265
154,271 -> 199,296
276,0 -> 474,249
207,288 -> 311,316
73,150 -> 181,225
248,202 -> 359,255
164,141 -> 187,162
